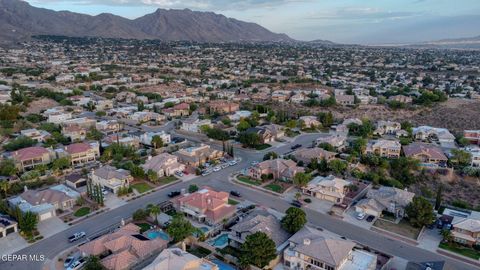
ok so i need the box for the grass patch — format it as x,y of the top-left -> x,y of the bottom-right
228,199 -> 239,205
158,175 -> 178,185
373,219 -> 421,240
73,207 -> 91,217
439,242 -> 480,260
136,223 -> 152,233
255,144 -> 271,150
131,183 -> 153,193
218,246 -> 242,258
264,184 -> 284,193
237,176 -> 261,186
187,246 -> 212,258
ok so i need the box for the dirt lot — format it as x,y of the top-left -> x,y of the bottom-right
23,98 -> 59,115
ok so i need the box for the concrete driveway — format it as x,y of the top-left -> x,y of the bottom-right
0,232 -> 28,255
104,193 -> 127,209
37,218 -> 69,239
417,228 -> 442,252
343,208 -> 374,229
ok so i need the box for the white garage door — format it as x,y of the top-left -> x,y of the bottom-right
39,212 -> 53,221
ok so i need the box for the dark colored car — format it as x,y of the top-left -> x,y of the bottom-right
366,215 -> 375,222
291,144 -> 302,150
291,200 -> 303,207
230,190 -> 241,197
167,191 -> 181,198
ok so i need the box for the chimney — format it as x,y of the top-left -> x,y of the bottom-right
181,241 -> 186,252
24,185 -> 28,192
148,155 -> 152,161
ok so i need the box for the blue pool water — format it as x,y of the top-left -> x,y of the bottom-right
212,259 -> 237,270
210,233 -> 229,247
146,230 -> 169,241
193,226 -> 210,237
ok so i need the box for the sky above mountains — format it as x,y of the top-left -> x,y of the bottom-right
26,0 -> 480,44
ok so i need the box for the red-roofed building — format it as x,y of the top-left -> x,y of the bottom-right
172,186 -> 236,225
12,146 -> 55,171
64,142 -> 100,166
402,142 -> 448,167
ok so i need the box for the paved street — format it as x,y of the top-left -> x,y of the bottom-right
2,134 -> 478,270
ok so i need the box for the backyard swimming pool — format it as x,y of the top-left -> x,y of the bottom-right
146,230 -> 170,241
212,259 -> 237,270
209,233 -> 229,248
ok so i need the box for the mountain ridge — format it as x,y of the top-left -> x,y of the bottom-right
0,0 -> 293,43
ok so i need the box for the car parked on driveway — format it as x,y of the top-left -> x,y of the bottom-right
366,215 -> 375,222
356,212 -> 366,220
66,257 -> 86,270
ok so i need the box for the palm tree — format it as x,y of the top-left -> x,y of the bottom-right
0,181 -> 9,198
20,211 -> 38,235
148,205 -> 161,225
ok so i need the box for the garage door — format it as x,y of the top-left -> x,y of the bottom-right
39,212 -> 53,221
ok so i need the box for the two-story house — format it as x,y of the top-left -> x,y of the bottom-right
142,153 -> 185,177
89,165 -> 132,194
302,175 -> 351,204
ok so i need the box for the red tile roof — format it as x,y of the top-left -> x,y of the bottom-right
65,143 -> 92,154
12,146 -> 49,161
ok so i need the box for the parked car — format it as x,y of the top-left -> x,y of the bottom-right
63,254 -> 80,268
356,212 -> 366,220
201,170 -> 212,176
175,171 -> 184,177
291,200 -> 303,208
229,160 -> 238,166
366,215 -> 375,222
68,231 -> 86,243
167,191 -> 181,198
230,190 -> 241,197
291,144 -> 302,150
67,257 -> 86,270
213,166 -> 221,172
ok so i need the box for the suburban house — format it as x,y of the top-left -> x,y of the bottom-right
163,102 -> 190,117
299,116 -> 321,128
62,125 -> 87,142
208,101 -> 240,114
12,146 -> 55,171
336,94 -> 355,106
262,124 -> 286,140
284,226 -> 377,270
89,165 -> 133,194
464,146 -> 480,167
8,185 -> 79,221
442,208 -> 480,246
144,248 -> 219,270
142,153 -> 185,177
20,129 -> 51,142
62,117 -> 97,129
78,223 -> 168,270
181,118 -> 212,133
171,187 -> 236,225
134,131 -> 171,147
64,142 -> 100,166
104,135 -> 140,149
246,127 -> 274,144
65,173 -> 87,189
412,126 -> 455,144
96,120 -> 121,134
129,112 -> 165,123
365,139 -> 401,158
0,215 -> 18,238
293,148 -> 336,165
402,142 -> 448,167
249,158 -> 304,181
228,110 -> 252,121
464,130 -> 480,145
229,211 -> 290,251
355,186 -> 415,218
388,95 -> 413,104
373,121 -> 401,136
47,111 -> 72,124
174,144 -> 223,167
302,175 -> 351,204
316,133 -> 348,149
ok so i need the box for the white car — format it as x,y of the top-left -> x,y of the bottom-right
213,166 -> 221,172
356,212 -> 366,220
229,160 -> 238,166
67,257 -> 86,270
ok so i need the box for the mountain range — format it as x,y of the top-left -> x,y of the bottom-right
0,0 -> 292,43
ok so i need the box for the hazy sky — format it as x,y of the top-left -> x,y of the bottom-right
26,0 -> 480,44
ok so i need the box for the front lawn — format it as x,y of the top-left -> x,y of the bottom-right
255,144 -> 271,150
131,183 -> 153,193
264,183 -> 284,193
73,207 -> 91,217
237,175 -> 261,186
157,175 -> 178,185
439,242 -> 480,260
373,219 -> 421,240
228,199 -> 239,205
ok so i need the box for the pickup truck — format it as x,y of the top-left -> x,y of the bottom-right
68,231 -> 86,242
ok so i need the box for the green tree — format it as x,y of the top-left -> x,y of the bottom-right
237,119 -> 251,132
3,136 -> 36,151
188,184 -> 199,193
148,205 -> 161,225
239,232 -> 277,268
86,127 -> 104,141
238,132 -> 261,148
281,207 -> 307,233
151,135 -> 164,149
147,169 -> 158,183
293,172 -> 312,187
405,197 -> 435,228
166,215 -> 196,242
440,229 -> 453,243
263,152 -> 278,161
19,211 -> 38,234
0,181 -> 10,198
450,149 -> 471,168
328,160 -> 347,175
52,157 -> 71,171
435,185 -> 443,210
0,159 -> 16,176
